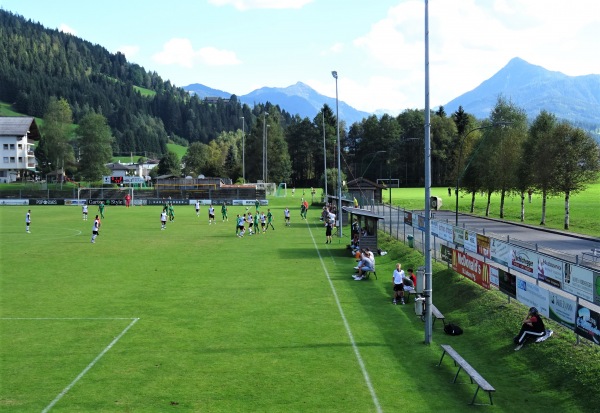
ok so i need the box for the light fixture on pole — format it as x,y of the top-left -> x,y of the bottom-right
331,70 -> 342,238
240,116 -> 245,183
455,122 -> 512,225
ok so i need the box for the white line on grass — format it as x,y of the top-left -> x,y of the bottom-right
306,223 -> 383,413
41,317 -> 139,413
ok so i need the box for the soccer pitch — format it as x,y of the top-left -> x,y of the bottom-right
0,200 -> 593,412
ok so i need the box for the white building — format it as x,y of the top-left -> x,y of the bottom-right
0,117 -> 40,183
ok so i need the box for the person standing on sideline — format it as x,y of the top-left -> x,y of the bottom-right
221,202 -> 228,222
25,209 -> 31,233
284,208 -> 290,226
514,307 -> 546,351
98,201 -> 105,219
392,263 -> 406,304
266,209 -> 275,231
125,193 -> 131,208
160,210 -> 167,230
208,204 -> 215,225
91,215 -> 100,242
195,200 -> 200,217
325,215 -> 333,244
82,204 -> 88,220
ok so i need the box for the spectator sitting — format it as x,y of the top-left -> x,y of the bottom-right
353,248 -> 375,281
350,234 -> 360,253
513,307 -> 546,351
400,268 -> 417,302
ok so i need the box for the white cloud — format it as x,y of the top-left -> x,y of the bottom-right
152,38 -> 240,68
208,0 -> 313,11
58,24 -> 76,35
118,45 -> 140,59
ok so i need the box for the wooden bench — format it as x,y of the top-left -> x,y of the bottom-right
431,304 -> 446,327
363,269 -> 377,280
437,344 -> 496,405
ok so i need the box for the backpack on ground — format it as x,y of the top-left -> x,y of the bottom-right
444,323 -> 463,336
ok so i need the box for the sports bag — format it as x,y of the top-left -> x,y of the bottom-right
444,323 -> 463,336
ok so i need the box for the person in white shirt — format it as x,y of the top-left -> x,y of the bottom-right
25,210 -> 31,233
392,263 -> 406,304
208,205 -> 215,224
195,200 -> 200,217
91,215 -> 100,242
284,208 -> 291,226
82,204 -> 88,220
160,211 -> 167,230
353,248 -> 375,281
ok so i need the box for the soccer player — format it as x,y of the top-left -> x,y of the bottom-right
25,209 -> 31,233
260,212 -> 267,233
91,215 -> 100,243
238,214 -> 246,237
168,203 -> 175,222
221,202 -> 228,222
284,208 -> 290,226
98,201 -> 105,219
82,203 -> 88,220
208,205 -> 215,224
266,209 -> 275,231
247,212 -> 254,235
195,200 -> 200,217
160,210 -> 167,230
255,199 -> 260,213
253,211 -> 259,234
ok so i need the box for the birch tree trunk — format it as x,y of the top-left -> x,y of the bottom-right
564,190 -> 570,229
520,190 -> 525,222
500,189 -> 505,218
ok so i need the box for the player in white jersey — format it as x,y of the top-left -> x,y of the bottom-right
160,211 -> 167,230
208,205 -> 215,224
195,200 -> 200,217
25,209 -> 31,233
91,215 -> 100,243
82,204 -> 88,220
284,208 -> 290,226
247,212 -> 254,235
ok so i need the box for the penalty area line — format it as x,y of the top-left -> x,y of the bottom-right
41,317 -> 139,413
305,222 -> 382,413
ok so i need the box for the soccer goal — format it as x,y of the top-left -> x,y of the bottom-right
377,178 -> 399,188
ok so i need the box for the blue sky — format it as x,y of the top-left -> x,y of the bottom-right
1,0 -> 598,114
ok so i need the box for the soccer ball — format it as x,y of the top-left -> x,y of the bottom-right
245,207 -> 249,211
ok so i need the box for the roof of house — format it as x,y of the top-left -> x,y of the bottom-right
106,162 -> 137,171
342,206 -> 385,220
347,177 -> 387,189
0,117 -> 41,140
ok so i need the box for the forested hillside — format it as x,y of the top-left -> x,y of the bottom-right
0,10 -> 294,157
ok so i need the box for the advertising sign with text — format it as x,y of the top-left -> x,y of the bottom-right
437,221 -> 454,243
453,227 -> 464,247
490,266 -> 499,288
549,292 -> 577,329
451,250 -> 491,290
476,234 -> 491,258
404,211 -> 413,226
510,245 -> 537,278
563,264 -> 594,303
463,230 -> 477,253
575,304 -> 600,345
516,277 -> 549,317
441,244 -> 452,264
490,238 -> 510,267
537,254 -> 563,289
497,267 -> 517,298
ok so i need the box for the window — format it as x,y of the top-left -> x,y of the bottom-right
10,157 -> 15,163
3,157 -> 8,163
2,144 -> 7,150
18,144 -> 22,149
18,157 -> 23,163
9,144 -> 15,150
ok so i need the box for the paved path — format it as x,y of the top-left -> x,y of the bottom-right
372,205 -> 600,268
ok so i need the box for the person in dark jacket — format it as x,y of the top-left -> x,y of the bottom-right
514,307 -> 546,351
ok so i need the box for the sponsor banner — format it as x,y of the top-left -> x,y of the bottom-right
0,199 -> 29,205
476,234 -> 491,258
510,245 -> 538,278
516,277 -> 549,317
64,199 -> 87,206
491,238 -> 510,267
549,292 -> 577,329
416,215 -> 425,231
132,199 -> 146,206
537,254 -> 563,289
146,199 -> 188,206
575,304 -> 600,345
563,264 -> 594,303
452,227 -> 464,247
31,199 -> 64,205
440,244 -> 452,264
451,249 -> 491,290
497,267 -> 516,298
103,176 -> 145,185
231,200 -> 268,206
403,211 -> 413,226
431,220 -> 439,238
463,230 -> 477,253
595,272 -> 600,306
437,221 -> 454,243
490,266 -> 499,288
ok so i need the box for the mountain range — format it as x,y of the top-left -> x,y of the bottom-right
184,57 -> 600,135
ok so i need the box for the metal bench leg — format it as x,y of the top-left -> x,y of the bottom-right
453,366 -> 463,383
437,350 -> 447,367
470,386 -> 481,405
489,391 -> 493,405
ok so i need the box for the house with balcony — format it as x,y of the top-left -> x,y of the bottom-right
0,117 -> 41,183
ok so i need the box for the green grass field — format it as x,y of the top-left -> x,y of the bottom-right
1,196 -> 598,412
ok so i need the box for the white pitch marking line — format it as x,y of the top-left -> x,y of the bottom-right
306,222 -> 383,413
41,317 -> 139,413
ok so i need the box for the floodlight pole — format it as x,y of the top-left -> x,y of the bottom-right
323,112 -> 328,202
240,116 -> 245,183
332,70 -> 342,238
424,0 -> 433,345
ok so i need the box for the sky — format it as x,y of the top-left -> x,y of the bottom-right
1,0 -> 599,115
